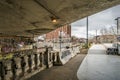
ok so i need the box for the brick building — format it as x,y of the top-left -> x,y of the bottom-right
45,24 -> 71,42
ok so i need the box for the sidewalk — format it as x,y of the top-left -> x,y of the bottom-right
27,54 -> 86,80
77,44 -> 120,80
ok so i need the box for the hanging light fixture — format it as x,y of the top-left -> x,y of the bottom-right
52,18 -> 57,23
34,0 -> 59,23
50,16 -> 58,23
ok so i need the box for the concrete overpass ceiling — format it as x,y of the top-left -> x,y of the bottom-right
0,0 -> 120,37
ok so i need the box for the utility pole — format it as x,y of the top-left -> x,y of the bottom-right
96,29 -> 97,43
86,16 -> 89,48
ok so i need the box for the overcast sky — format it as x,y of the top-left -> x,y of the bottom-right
71,5 -> 120,38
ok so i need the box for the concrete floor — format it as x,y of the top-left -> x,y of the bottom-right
27,54 -> 86,80
77,44 -> 120,80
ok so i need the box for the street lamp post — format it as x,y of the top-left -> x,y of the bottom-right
86,16 -> 89,48
115,17 -> 120,36
59,31 -> 62,52
115,17 -> 120,55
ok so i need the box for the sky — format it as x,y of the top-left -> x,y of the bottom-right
71,5 -> 120,38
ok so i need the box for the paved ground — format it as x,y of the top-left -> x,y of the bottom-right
77,44 -> 120,80
27,53 -> 86,80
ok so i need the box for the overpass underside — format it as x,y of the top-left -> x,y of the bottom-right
0,0 -> 120,37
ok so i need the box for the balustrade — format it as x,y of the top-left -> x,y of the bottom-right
0,45 -> 80,80
0,47 -> 54,80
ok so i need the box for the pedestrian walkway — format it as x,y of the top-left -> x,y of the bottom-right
77,44 -> 120,80
27,54 -> 86,80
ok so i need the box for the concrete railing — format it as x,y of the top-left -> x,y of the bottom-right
51,45 -> 80,65
0,45 -> 80,80
71,45 -> 80,57
0,47 -> 53,80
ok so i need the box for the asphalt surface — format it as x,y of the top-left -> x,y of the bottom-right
27,53 -> 86,80
77,44 -> 120,80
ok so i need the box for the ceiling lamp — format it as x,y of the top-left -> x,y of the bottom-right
51,16 -> 57,23
34,0 -> 60,23
52,18 -> 57,23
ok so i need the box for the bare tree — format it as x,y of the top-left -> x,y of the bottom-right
100,27 -> 108,35
109,26 -> 117,36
